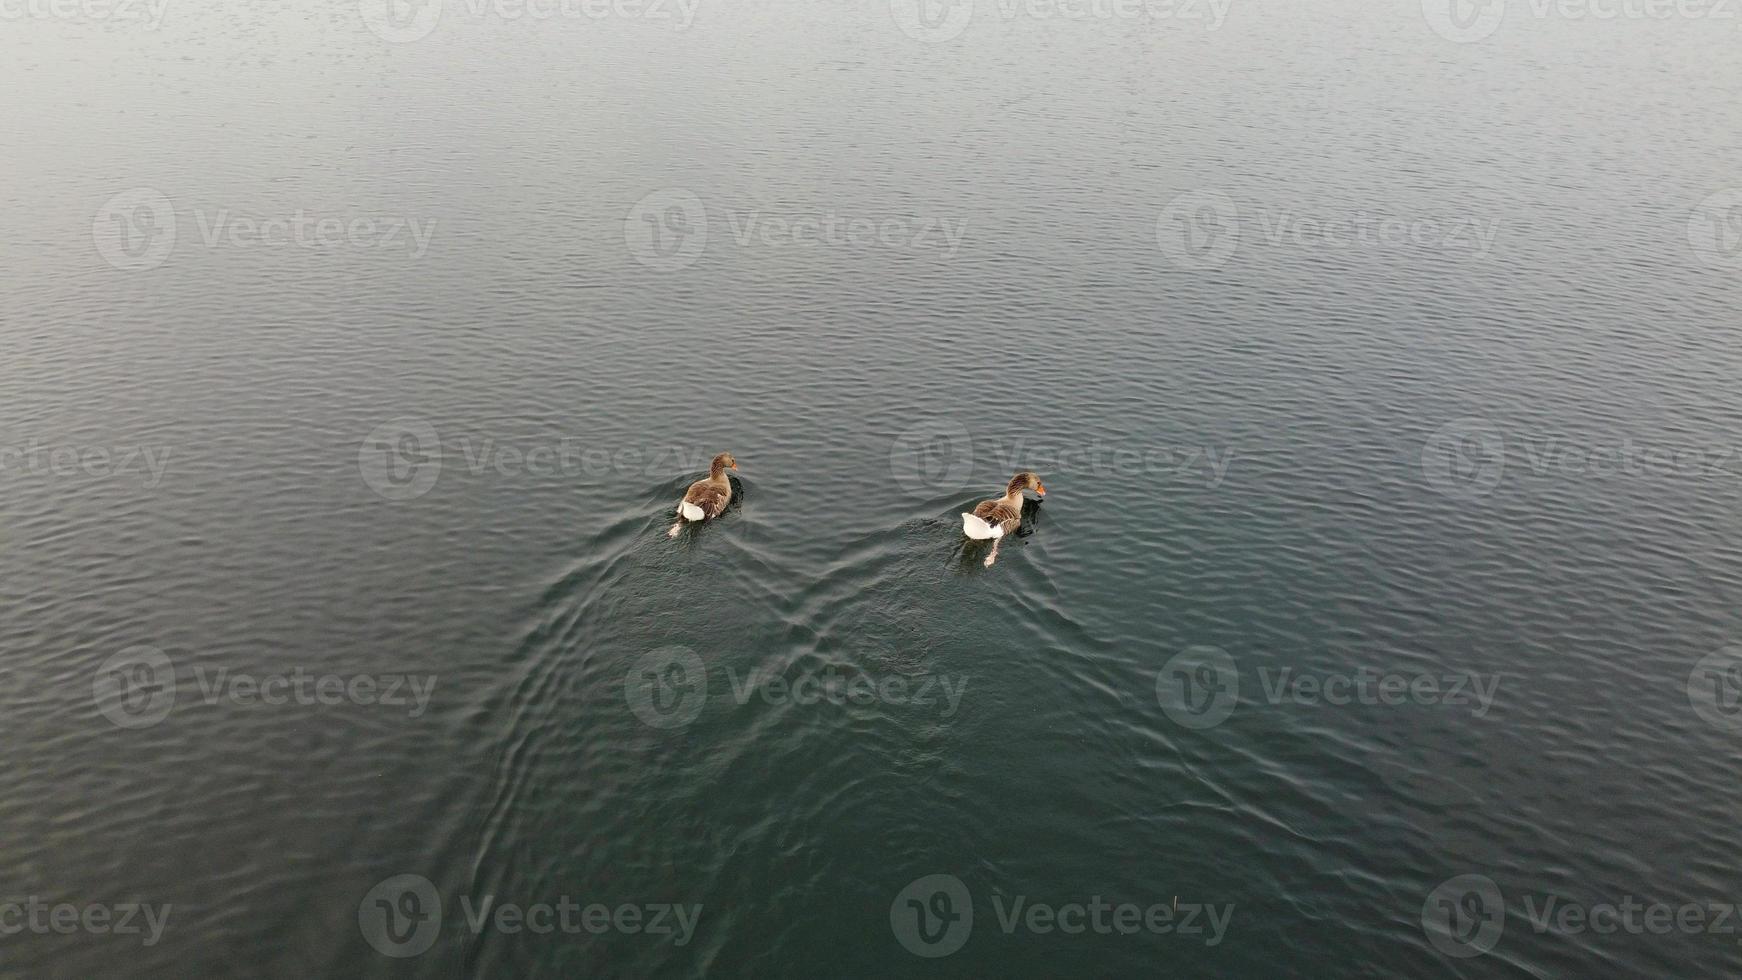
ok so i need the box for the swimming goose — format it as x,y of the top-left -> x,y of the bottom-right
669,452 -> 739,537
961,471 -> 1045,566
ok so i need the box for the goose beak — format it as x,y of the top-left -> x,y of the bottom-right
731,463 -> 740,471
1036,483 -> 1046,496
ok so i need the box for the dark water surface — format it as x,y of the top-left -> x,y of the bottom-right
5,0 -> 1742,975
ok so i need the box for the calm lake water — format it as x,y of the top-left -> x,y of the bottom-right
5,0 -> 1742,975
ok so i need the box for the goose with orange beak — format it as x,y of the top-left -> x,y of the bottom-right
669,452 -> 739,537
961,471 -> 1045,566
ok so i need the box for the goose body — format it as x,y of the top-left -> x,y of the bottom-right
961,472 -> 1046,564
669,452 -> 739,537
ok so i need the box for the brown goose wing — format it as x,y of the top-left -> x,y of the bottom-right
683,480 -> 730,519
972,499 -> 1022,534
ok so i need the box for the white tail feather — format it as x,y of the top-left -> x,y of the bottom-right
961,512 -> 1004,540
680,501 -> 704,521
